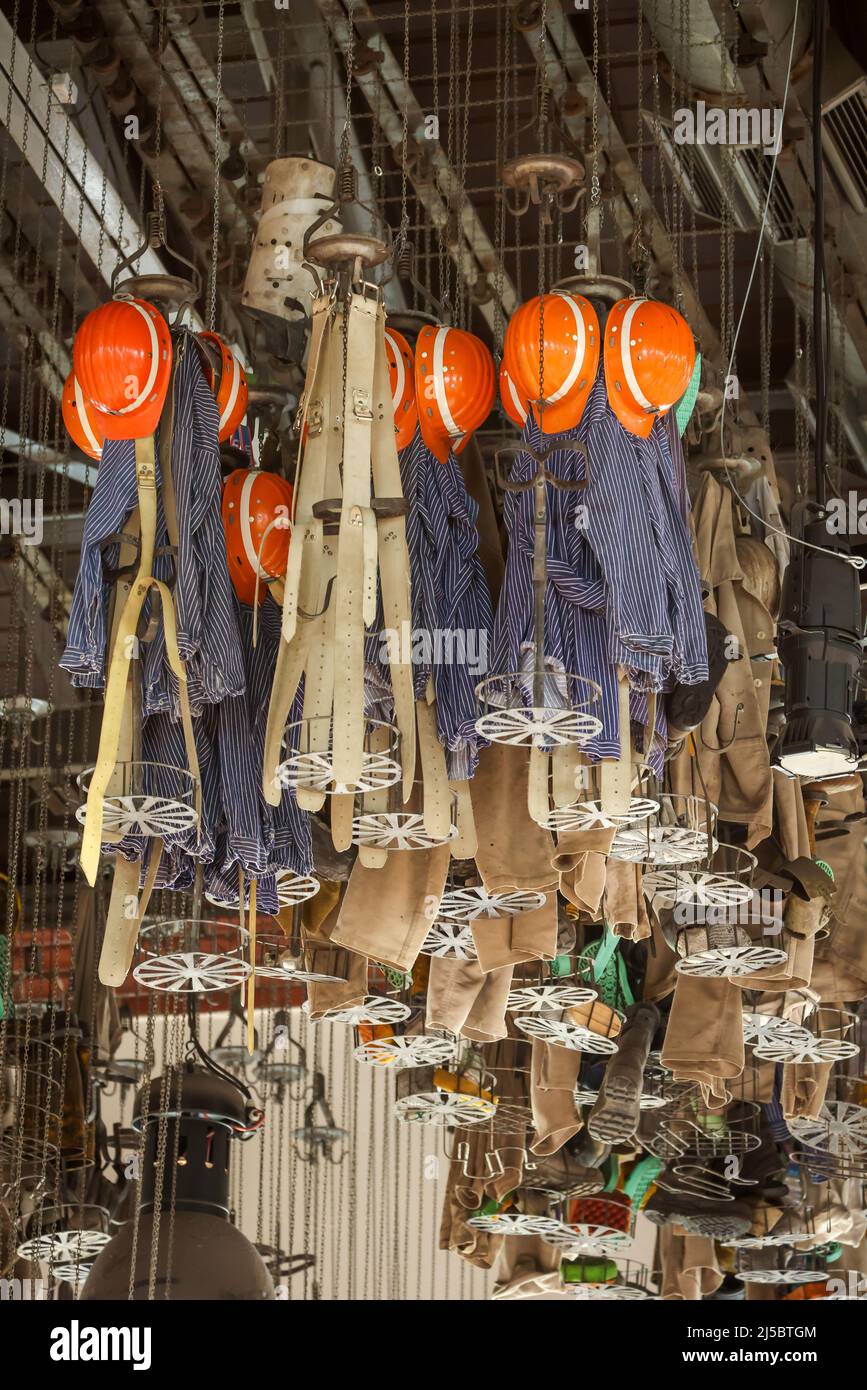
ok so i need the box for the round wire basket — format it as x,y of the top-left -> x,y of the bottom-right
350,778 -> 458,851
474,670 -> 602,749
275,715 -> 401,796
609,793 -> 717,866
76,761 -> 198,840
133,918 -> 252,994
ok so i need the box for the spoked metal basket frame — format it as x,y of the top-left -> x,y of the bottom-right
76,760 -> 198,841
609,793 -> 718,867
276,715 -> 401,796
349,776 -> 458,852
132,917 -> 252,994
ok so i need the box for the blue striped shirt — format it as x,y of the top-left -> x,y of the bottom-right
488,370 -> 708,773
365,427 -> 494,781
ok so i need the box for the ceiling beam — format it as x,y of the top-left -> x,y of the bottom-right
518,0 -> 766,429
0,12 -> 166,289
312,0 -> 517,329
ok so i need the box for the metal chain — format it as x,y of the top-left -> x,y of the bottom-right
537,0 -> 549,410
152,0 -> 168,242
399,0 -> 411,243
457,0 -> 475,326
147,1011 -> 175,1299
208,0 -> 226,332
590,0 -> 600,212
161,1013 -> 185,1298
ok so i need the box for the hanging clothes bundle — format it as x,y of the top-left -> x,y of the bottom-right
487,292 -> 708,829
61,312 -> 312,983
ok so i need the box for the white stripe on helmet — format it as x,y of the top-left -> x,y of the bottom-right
112,300 -> 160,414
618,298 -> 655,412
432,327 -> 460,437
219,349 -> 242,431
547,291 -> 588,404
384,330 -> 405,412
74,376 -> 101,454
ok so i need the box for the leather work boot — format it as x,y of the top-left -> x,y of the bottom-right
523,1148 -> 605,1200
643,1179 -> 753,1240
586,1001 -> 661,1144
572,1129 -> 611,1170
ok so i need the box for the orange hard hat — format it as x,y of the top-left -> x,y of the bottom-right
603,296 -> 696,438
198,330 -> 249,442
72,298 -> 172,440
498,361 -> 529,430
414,324 -> 495,463
503,291 -> 599,434
221,468 -> 294,606
61,372 -> 104,461
384,327 -> 418,450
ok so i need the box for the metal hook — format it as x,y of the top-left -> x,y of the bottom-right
493,439 -> 590,495
698,702 -> 745,752
502,186 -> 533,218
297,573 -> 336,622
110,209 -> 202,323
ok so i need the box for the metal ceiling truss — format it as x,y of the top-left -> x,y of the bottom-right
312,0 -> 518,329
94,0 -> 260,252
0,12 -> 166,292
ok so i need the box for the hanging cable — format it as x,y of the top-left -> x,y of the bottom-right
717,0 -> 863,569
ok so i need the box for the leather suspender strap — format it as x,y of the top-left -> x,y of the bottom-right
282,295 -> 332,643
98,836 -> 164,986
296,601 -> 335,813
330,792 -> 354,853
357,724 -> 392,868
600,667 -> 632,816
262,301 -> 334,803
332,291 -> 378,787
416,695 -> 451,840
528,745 -> 549,827
449,779 -> 478,859
80,436 -> 159,885
370,306 -> 417,799
157,366 -> 201,828
100,511 -> 142,842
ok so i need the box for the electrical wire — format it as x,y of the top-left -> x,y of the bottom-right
717,0 -> 865,571
812,0 -> 827,507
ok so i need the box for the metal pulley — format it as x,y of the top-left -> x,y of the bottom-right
501,152 -> 585,224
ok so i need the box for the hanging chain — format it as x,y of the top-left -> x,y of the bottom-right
399,0 -> 411,244
537,0 -> 549,408
339,2 -> 356,177
457,0 -> 475,326
590,0 -> 600,211
208,0 -> 226,333
152,0 -> 168,245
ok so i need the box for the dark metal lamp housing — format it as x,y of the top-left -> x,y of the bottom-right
774,503 -> 863,778
81,1065 -> 274,1301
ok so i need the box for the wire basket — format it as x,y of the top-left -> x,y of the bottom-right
275,715 -> 401,796
609,793 -> 717,866
133,918 -> 252,994
474,670 -> 602,749
350,778 -> 458,851
76,761 -> 198,840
